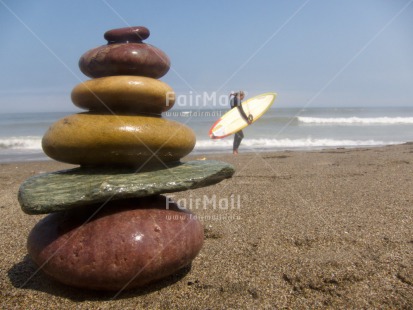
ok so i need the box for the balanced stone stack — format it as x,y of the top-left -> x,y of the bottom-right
18,26 -> 234,291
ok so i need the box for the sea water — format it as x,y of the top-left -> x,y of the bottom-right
1,107 -> 413,163
172,107 -> 413,154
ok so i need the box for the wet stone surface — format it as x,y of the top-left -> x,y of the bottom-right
27,196 -> 204,291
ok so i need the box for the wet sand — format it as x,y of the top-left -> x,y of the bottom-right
1,144 -> 413,309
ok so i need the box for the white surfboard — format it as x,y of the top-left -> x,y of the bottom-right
209,92 -> 277,139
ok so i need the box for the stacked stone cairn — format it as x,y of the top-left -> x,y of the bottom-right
18,26 -> 234,291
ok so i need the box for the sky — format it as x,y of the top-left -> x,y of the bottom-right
0,0 -> 412,113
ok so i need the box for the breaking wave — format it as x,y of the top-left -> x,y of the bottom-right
298,116 -> 413,125
0,136 -> 42,150
195,138 -> 404,151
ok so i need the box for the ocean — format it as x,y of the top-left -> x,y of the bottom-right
1,107 -> 413,163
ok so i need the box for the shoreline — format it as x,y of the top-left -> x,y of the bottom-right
0,141 -> 409,165
1,143 -> 413,308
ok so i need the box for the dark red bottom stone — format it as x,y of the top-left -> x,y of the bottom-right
27,195 -> 203,291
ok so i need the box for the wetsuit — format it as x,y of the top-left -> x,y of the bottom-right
230,95 -> 249,152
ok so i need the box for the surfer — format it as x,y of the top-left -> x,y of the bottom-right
230,91 -> 252,154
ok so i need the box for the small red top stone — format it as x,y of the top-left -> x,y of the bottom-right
79,26 -> 170,78
104,26 -> 150,43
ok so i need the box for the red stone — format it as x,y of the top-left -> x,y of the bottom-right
27,196 -> 204,291
104,26 -> 150,43
78,43 -> 170,79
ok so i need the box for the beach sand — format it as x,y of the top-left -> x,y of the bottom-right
1,144 -> 413,309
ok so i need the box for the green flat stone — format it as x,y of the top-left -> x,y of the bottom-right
18,160 -> 234,215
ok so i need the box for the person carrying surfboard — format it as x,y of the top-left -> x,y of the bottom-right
230,91 -> 252,154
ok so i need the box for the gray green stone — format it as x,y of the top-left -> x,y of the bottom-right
18,160 -> 234,215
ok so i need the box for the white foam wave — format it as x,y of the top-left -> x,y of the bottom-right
298,116 -> 413,125
0,136 -> 42,150
0,136 -> 404,153
195,138 -> 403,150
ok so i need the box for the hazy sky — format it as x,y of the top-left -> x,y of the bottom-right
0,0 -> 412,113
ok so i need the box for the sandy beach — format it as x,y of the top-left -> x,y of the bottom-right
1,144 -> 413,309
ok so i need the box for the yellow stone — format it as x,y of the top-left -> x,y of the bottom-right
71,76 -> 175,114
42,113 -> 195,167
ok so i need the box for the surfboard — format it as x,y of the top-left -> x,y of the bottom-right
209,92 -> 277,139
